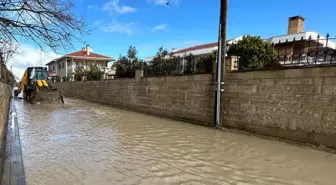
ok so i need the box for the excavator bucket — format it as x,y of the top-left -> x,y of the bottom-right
34,91 -> 64,104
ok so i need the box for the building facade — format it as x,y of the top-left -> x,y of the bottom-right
46,45 -> 114,81
269,16 -> 336,65
144,16 -> 336,70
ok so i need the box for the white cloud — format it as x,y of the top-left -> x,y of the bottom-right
6,44 -> 61,79
152,24 -> 168,32
100,21 -> 135,35
148,0 -> 179,6
103,0 -> 136,14
154,0 -> 168,5
88,4 -> 99,10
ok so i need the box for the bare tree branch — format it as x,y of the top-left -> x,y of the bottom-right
0,0 -> 87,53
0,40 -> 19,64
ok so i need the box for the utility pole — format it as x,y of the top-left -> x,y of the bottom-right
214,0 -> 228,128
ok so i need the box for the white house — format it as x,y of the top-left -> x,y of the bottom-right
46,45 -> 114,80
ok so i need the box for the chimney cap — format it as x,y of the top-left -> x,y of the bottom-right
289,15 -> 305,21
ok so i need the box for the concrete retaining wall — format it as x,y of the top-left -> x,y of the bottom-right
223,67 -> 336,148
54,74 -> 215,125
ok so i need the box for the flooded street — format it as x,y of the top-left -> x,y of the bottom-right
15,98 -> 336,185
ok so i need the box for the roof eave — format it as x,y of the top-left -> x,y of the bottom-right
65,55 -> 114,61
45,56 -> 65,66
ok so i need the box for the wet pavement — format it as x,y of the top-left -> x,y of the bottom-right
13,98 -> 336,185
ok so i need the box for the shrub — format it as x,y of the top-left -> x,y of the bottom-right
228,35 -> 276,70
86,64 -> 103,81
55,76 -> 61,82
196,52 -> 216,73
73,67 -> 87,81
62,76 -> 70,82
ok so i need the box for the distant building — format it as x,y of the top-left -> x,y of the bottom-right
144,38 -> 242,71
46,45 -> 114,80
268,16 -> 336,65
144,16 -> 336,70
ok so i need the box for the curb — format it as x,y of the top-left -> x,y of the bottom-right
1,98 -> 26,185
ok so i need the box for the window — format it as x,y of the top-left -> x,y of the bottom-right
62,62 -> 65,69
58,63 -> 61,69
53,66 -> 55,71
30,68 -> 48,81
67,58 -> 71,67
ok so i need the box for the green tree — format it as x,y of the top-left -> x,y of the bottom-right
114,55 -> 131,78
150,47 -> 169,67
114,46 -> 144,78
127,46 -> 137,60
227,35 -> 276,70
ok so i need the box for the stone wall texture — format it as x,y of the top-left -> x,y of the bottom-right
0,82 -> 11,177
54,67 -> 336,149
54,74 -> 215,126
223,67 -> 336,148
0,82 -> 10,146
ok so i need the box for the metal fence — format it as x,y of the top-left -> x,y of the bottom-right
272,34 -> 336,67
143,55 -> 214,77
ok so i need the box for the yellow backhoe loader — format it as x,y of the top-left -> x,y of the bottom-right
14,67 -> 64,104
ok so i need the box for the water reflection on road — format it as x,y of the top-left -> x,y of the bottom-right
15,98 -> 336,185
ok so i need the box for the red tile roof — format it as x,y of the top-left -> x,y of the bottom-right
65,50 -> 113,59
172,42 -> 218,54
46,50 -> 113,65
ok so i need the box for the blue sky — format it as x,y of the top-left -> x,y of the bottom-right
9,0 -> 336,78
73,0 -> 336,59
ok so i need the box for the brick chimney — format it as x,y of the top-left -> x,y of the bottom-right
85,45 -> 91,56
288,16 -> 305,34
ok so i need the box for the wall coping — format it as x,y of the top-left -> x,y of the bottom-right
225,66 -> 336,79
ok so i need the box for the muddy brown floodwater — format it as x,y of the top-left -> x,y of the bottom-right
15,98 -> 336,185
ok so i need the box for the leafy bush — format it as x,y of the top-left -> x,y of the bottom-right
196,52 -> 216,73
55,76 -> 61,82
144,47 -> 184,76
62,76 -> 70,82
227,35 -> 276,70
145,47 -> 215,77
73,64 -> 103,81
115,46 -> 215,78
86,64 -> 103,81
73,67 -> 86,81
